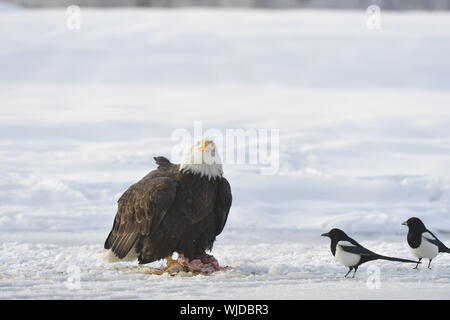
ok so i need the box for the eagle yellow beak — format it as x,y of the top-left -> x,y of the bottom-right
200,140 -> 210,152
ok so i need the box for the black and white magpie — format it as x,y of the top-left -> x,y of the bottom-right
321,228 -> 419,278
402,217 -> 450,269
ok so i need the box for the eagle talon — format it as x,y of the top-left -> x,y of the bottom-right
164,264 -> 187,274
163,256 -> 184,273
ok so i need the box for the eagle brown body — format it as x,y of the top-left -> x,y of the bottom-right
104,156 -> 232,264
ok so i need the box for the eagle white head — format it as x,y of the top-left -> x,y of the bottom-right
180,139 -> 223,179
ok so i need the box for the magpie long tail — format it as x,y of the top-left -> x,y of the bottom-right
376,255 -> 419,264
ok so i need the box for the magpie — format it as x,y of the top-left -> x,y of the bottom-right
402,217 -> 450,269
321,228 -> 419,278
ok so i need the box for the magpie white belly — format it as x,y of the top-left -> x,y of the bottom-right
335,244 -> 361,267
410,236 -> 439,259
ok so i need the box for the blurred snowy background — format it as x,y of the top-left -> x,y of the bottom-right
1,1 -> 450,299
3,0 -> 450,10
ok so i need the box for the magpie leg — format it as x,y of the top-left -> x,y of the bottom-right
352,266 -> 358,278
413,258 -> 422,269
428,259 -> 433,269
344,267 -> 353,278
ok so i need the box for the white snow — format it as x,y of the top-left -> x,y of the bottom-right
1,8 -> 450,299
1,231 -> 450,299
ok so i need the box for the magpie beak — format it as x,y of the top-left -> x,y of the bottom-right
401,221 -> 407,226
321,232 -> 330,237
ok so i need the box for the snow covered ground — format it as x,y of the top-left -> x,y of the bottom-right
1,230 -> 450,299
1,6 -> 450,299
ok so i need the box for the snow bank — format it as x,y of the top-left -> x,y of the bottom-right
1,9 -> 450,90
1,9 -> 450,234
1,85 -> 450,235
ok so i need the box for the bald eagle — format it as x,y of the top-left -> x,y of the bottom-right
103,140 -> 232,273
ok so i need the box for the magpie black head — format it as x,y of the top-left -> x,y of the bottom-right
402,217 -> 427,232
321,228 -> 349,241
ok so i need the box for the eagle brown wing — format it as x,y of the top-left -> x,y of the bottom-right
215,177 -> 232,236
104,176 -> 177,259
